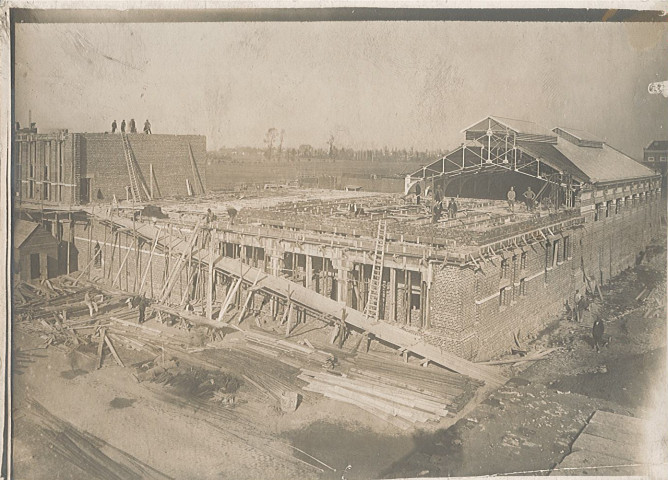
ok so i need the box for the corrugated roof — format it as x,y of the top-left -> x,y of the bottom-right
14,220 -> 40,248
553,137 -> 656,183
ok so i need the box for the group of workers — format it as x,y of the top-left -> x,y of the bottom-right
431,188 -> 458,223
571,287 -> 607,353
414,184 -> 459,223
84,290 -> 150,325
111,118 -> 152,134
416,182 -> 540,223
506,186 -> 537,213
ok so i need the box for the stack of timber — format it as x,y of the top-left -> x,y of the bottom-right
196,344 -> 318,404
352,352 -> 483,414
242,330 -> 334,368
25,396 -> 171,480
299,368 -> 452,430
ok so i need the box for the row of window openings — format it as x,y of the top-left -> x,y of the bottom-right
594,194 -> 656,221
27,180 -> 63,201
500,252 -> 528,279
646,156 -> 667,162
497,238 -> 570,307
499,280 -> 527,307
499,237 -> 570,280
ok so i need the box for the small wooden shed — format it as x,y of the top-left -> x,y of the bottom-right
14,220 -> 60,282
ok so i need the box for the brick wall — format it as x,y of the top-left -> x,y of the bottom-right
427,192 -> 662,361
80,133 -> 206,202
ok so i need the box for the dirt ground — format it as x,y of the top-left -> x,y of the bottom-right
11,236 -> 667,479
383,237 -> 668,478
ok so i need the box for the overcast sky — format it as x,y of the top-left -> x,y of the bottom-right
14,21 -> 668,156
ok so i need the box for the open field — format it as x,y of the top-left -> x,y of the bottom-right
204,157 -> 425,192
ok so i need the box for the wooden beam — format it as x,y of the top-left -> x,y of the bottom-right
104,335 -> 125,367
97,328 -> 106,369
112,246 -> 132,288
139,226 -> 162,294
207,230 -> 215,319
217,277 -> 242,322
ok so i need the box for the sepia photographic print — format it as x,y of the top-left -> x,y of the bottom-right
2,4 -> 668,479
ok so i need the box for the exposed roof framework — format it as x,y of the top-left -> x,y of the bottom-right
406,117 -> 579,207
407,116 -> 658,201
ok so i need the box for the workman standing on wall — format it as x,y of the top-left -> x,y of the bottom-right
523,186 -> 536,211
507,186 -> 516,212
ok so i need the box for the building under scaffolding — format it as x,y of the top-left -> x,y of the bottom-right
13,115 -> 663,365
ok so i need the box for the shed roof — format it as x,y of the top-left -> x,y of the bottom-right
14,220 -> 41,248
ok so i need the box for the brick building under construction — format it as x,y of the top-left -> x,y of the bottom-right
14,116 -> 662,367
13,128 -> 206,206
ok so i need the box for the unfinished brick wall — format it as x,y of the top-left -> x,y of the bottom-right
427,192 -> 662,361
80,133 -> 206,202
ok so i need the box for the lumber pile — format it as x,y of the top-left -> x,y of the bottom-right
25,396 -> 171,480
299,368 -> 451,430
243,331 -> 333,367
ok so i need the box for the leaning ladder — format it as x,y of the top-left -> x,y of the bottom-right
364,220 -> 387,322
122,132 -> 142,203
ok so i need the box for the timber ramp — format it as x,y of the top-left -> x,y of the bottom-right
87,210 -> 508,387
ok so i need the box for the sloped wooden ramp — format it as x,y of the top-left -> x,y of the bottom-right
89,212 -> 508,387
551,410 -> 653,476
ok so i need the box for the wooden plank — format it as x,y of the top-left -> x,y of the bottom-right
104,335 -> 125,367
97,328 -> 106,369
571,432 -> 644,464
589,410 -> 648,435
583,422 -> 644,445
552,450 -> 647,476
208,256 -> 507,386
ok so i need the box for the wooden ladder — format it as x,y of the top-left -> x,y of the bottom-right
122,132 -> 143,203
364,220 -> 387,322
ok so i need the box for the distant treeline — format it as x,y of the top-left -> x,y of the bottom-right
208,145 -> 448,163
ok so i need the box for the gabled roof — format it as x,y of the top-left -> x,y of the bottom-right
463,116 -> 557,139
14,220 -> 41,248
645,140 -> 668,151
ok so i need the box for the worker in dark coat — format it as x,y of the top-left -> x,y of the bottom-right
111,120 -> 117,133
448,198 -> 458,219
137,294 -> 149,324
120,119 -> 126,133
523,186 -> 536,211
415,183 -> 421,205
129,118 -> 136,133
592,317 -> 605,353
144,119 -> 152,134
574,290 -> 583,322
